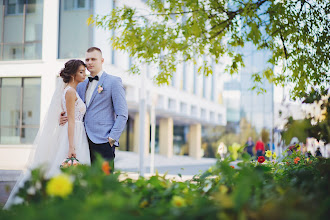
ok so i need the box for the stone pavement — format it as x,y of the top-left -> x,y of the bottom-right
115,150 -> 217,175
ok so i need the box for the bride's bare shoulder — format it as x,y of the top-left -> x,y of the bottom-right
65,87 -> 77,100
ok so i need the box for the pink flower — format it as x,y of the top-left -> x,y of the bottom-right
68,160 -> 72,166
97,85 -> 104,93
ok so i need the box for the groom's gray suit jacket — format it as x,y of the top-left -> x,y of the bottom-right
77,72 -> 128,145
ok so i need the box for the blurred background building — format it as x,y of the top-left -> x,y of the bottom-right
0,0 -> 226,169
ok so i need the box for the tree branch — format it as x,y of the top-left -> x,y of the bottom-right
280,31 -> 288,60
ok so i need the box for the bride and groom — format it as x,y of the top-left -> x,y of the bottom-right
59,47 -> 128,166
4,47 -> 128,208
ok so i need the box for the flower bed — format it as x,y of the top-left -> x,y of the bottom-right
1,153 -> 329,220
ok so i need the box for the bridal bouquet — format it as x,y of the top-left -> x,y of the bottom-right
60,157 -> 80,168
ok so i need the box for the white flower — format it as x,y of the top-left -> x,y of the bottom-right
35,181 -> 42,190
203,180 -> 213,192
27,186 -> 36,195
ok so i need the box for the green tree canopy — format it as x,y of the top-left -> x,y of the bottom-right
89,0 -> 329,98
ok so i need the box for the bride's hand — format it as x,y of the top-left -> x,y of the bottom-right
68,146 -> 76,158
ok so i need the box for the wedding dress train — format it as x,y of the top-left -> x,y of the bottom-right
4,79 -> 90,209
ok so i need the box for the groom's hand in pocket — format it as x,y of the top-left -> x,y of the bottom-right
59,111 -> 68,126
108,137 -> 115,147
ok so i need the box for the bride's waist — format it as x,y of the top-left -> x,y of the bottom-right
64,120 -> 84,124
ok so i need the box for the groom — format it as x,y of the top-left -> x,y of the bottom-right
61,47 -> 128,165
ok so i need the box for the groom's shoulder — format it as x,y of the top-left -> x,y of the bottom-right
77,79 -> 88,88
104,72 -> 122,83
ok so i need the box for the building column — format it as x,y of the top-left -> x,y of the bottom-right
133,113 -> 150,156
189,124 -> 202,159
159,118 -> 173,157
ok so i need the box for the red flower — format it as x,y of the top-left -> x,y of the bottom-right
294,157 -> 300,164
230,166 -> 235,169
258,156 -> 265,163
102,161 -> 111,175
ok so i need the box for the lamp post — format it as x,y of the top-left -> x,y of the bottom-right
139,70 -> 146,177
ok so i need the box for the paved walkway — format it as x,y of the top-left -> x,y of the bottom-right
115,150 -> 217,175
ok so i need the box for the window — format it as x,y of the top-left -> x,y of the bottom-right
180,102 -> 187,114
210,111 -> 215,121
128,56 -> 132,69
203,74 -> 207,98
182,62 -> 186,91
211,59 -> 215,101
218,114 -> 222,123
157,95 -> 165,109
5,0 -> 36,15
193,63 -> 197,95
0,77 -> 41,144
64,0 -> 89,11
111,0 -> 116,65
191,105 -> 197,116
171,70 -> 176,87
58,0 -> 93,58
5,0 -> 24,15
201,108 -> 206,119
168,98 -> 176,111
0,0 -> 43,60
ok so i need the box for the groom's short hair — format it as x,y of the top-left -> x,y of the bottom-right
87,47 -> 102,55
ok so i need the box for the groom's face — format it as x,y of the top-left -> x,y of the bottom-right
85,50 -> 104,75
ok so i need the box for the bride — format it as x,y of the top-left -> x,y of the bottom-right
4,59 -> 91,209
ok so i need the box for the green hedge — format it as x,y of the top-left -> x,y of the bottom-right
1,152 -> 329,220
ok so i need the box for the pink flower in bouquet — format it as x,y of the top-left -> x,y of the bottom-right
67,160 -> 72,166
73,160 -> 79,166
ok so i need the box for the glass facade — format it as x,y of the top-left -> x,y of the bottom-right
110,0 -> 115,65
223,42 -> 274,132
182,62 -> 186,91
58,0 -> 93,58
193,64 -> 197,94
0,77 -> 41,144
0,0 -> 43,60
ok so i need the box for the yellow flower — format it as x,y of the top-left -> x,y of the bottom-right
46,174 -> 73,198
139,200 -> 149,208
171,196 -> 186,208
273,152 -> 277,159
183,188 -> 189,194
219,185 -> 228,194
265,150 -> 272,158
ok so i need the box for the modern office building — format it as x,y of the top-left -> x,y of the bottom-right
0,0 -> 226,169
223,42 -> 274,135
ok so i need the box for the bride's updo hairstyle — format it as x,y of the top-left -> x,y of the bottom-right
60,59 -> 86,83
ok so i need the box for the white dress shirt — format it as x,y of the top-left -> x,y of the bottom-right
86,70 -> 103,107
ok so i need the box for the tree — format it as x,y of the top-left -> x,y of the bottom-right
282,88 -> 330,144
303,87 -> 330,144
89,0 -> 330,98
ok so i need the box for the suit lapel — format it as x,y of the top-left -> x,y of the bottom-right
81,79 -> 89,103
88,72 -> 107,108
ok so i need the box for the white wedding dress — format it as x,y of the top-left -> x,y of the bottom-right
4,80 -> 90,209
46,86 -> 91,176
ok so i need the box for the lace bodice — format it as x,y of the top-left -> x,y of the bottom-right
62,86 -> 86,121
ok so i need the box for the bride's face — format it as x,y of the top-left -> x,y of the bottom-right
74,65 -> 86,83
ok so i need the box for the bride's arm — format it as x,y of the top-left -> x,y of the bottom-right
65,88 -> 77,158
